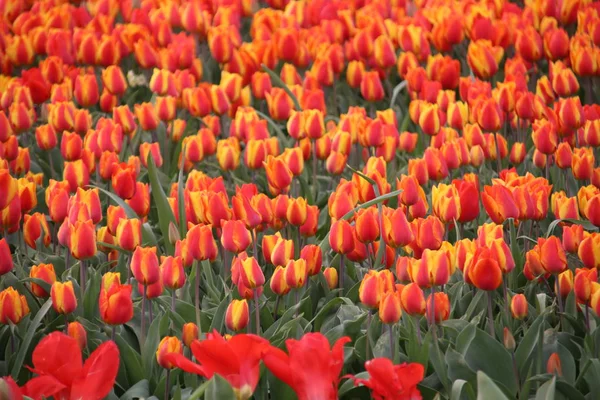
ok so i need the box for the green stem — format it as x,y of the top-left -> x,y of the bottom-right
194,261 -> 201,338
254,289 -> 260,335
487,290 -> 495,338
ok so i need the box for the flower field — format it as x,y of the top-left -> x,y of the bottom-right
1,0 -> 600,398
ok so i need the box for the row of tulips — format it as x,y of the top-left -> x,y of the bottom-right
2,0 -> 600,399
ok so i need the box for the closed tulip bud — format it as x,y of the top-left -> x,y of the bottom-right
503,327 -> 516,351
374,35 -> 396,69
264,155 -> 293,191
360,71 -> 385,102
467,39 -> 503,80
182,323 -> 199,346
329,219 -> 355,254
156,336 -> 183,369
547,353 -> 562,376
426,292 -> 450,323
326,152 -> 347,175
515,27 -> 543,62
70,220 -> 97,260
154,96 -> 177,122
251,72 -> 271,100
216,138 -> 241,171
116,218 -> 142,252
34,124 -> 57,151
355,207 -> 380,244
531,119 -> 558,155
23,213 -> 51,250
67,322 -> 87,350
51,281 -> 77,314
379,290 -> 402,325
346,60 -> 365,88
239,256 -> 265,289
413,216 -> 445,251
221,220 -> 251,254
160,256 -> 185,290
555,269 -> 573,299
476,98 -> 503,132
30,263 -> 56,298
210,85 -> 230,116
0,287 -> 30,325
113,106 -> 137,137
563,224 -> 586,254
299,205 -> 319,238
558,97 -> 585,132
224,299 -> 249,332
466,247 -> 503,291
481,185 -> 519,225
271,236 -> 294,267
510,293 -> 528,320
0,170 -> 17,211
149,69 -> 177,97
398,282 -> 425,316
134,102 -> 159,132
270,265 -> 291,296
73,74 -> 99,108
553,142 -> 572,169
131,247 -> 160,286
551,62 -> 579,98
359,270 -> 383,309
111,163 -> 137,200
9,102 -> 35,133
101,66 -> 127,96
447,101 -> 469,129
417,103 -> 440,136
323,267 -> 338,289
284,197 -> 307,227
285,259 -> 308,289
432,183 -> 461,223
538,236 -> 568,274
99,273 -> 133,325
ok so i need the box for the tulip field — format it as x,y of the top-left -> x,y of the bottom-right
3,0 -> 600,399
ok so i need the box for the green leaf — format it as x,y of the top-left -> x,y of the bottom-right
515,312 -> 546,377
11,299 -> 52,377
535,376 -> 555,400
338,373 -> 367,397
476,371 -> 510,400
308,297 -> 353,332
261,64 -> 302,111
451,379 -> 476,400
115,335 -> 146,385
147,155 -> 178,255
389,81 -> 407,108
209,295 -> 231,333
92,185 -> 158,247
177,146 -> 188,240
142,313 -> 169,384
205,374 -> 236,400
120,380 -> 150,400
83,269 -> 101,320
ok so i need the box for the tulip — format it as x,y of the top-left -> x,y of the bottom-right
0,287 -> 30,325
563,224 -> 586,254
532,119 -> 558,155
74,74 -> 99,108
481,185 -> 519,224
379,291 -> 402,325
547,353 -> 562,376
134,103 -> 159,132
476,98 -> 503,132
271,236 -> 294,267
466,248 -> 503,291
413,216 -> 445,252
9,102 -> 35,133
467,40 -> 504,80
264,155 -> 293,192
0,239 -> 12,276
510,294 -> 528,320
0,170 -> 17,211
131,247 -> 160,286
69,220 -> 97,260
284,259 -> 308,289
182,323 -> 199,347
67,321 -> 87,350
426,292 -> 450,323
221,220 -> 251,254
23,213 -> 51,250
236,255 -> 265,290
323,267 -> 338,290
51,281 -> 77,314
225,299 -> 250,332
329,219 -> 355,255
99,272 -> 133,325
270,266 -> 291,297
156,336 -> 183,369
30,263 -> 56,298
360,71 -> 385,102
115,218 -> 142,252
538,236 -> 568,274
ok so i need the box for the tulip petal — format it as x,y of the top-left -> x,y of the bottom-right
70,341 -> 120,400
22,375 -> 66,400
31,332 -> 82,387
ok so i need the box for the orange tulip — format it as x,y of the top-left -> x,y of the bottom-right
99,272 -> 133,325
51,281 -> 77,314
23,213 -> 51,250
510,294 -> 528,319
0,287 -> 30,325
225,299 -> 250,332
221,220 -> 251,254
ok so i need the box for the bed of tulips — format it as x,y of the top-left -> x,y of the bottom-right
2,0 -> 600,399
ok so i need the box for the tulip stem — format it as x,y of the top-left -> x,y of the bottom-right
388,324 -> 395,361
64,315 -> 68,334
254,289 -> 261,335
339,254 -> 345,293
414,315 -> 422,346
273,296 -> 281,320
494,132 -> 501,176
141,285 -> 147,346
111,326 -> 116,341
312,140 -> 318,201
366,311 -> 372,360
79,260 -> 86,300
556,275 -> 564,328
585,304 -> 591,333
545,157 -> 550,182
194,261 -> 201,338
164,369 -> 171,400
487,291 -> 495,338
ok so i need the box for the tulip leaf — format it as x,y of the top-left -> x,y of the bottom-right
120,379 -> 150,400
338,372 -> 369,397
476,371 -> 511,400
451,379 -> 476,400
92,185 -> 158,247
255,110 -> 293,148
308,296 -> 354,332
10,298 -> 52,378
147,154 -> 178,256
205,374 -> 236,400
389,80 -> 407,109
142,313 -> 170,384
115,335 -> 146,389
515,312 -> 547,379
83,268 -> 101,320
209,295 -> 230,333
261,64 -> 302,111
535,376 -> 556,400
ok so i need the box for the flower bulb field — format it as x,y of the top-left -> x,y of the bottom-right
1,0 -> 600,399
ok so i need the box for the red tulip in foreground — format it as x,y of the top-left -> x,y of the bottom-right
20,332 -> 119,400
164,330 -> 269,399
348,357 -> 425,400
263,333 -> 350,400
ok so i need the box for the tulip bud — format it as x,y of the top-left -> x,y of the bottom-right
67,321 -> 87,350
286,197 -> 308,226
225,299 -> 250,332
221,220 -> 251,254
323,267 -> 338,290
0,287 -> 30,325
379,291 -> 402,324
182,323 -> 199,346
156,336 -> 183,369
284,259 -> 308,289
538,236 -> 567,274
99,273 -> 133,325
160,256 -> 185,290
51,281 -> 77,314
0,239 -> 13,276
270,266 -> 291,296
329,219 -> 355,254
503,328 -> 516,351
510,294 -> 528,320
238,256 -> 265,289
131,247 -> 160,286
547,353 -> 562,376
30,263 -> 56,297
426,292 -> 450,323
